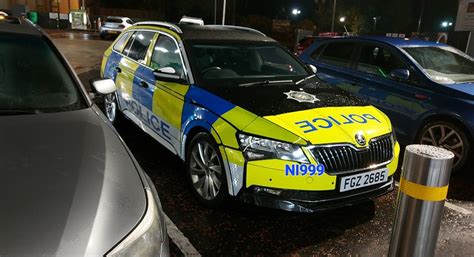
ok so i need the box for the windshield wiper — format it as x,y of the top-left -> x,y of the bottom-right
238,79 -> 294,87
296,74 -> 317,85
0,109 -> 41,116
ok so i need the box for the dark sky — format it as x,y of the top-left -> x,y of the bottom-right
98,0 -> 459,33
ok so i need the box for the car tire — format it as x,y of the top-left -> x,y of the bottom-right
417,120 -> 471,173
185,132 -> 229,208
103,92 -> 123,126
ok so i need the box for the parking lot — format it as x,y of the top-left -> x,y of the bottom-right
50,30 -> 474,256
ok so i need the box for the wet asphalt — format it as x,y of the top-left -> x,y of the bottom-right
49,30 -> 474,257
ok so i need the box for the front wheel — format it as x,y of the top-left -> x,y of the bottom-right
417,121 -> 470,173
185,132 -> 228,207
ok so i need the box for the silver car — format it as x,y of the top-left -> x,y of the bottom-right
0,17 -> 169,256
100,16 -> 134,39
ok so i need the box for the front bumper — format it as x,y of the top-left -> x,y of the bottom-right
240,176 -> 394,212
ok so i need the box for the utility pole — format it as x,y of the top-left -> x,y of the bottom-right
417,0 -> 425,32
232,0 -> 236,25
222,0 -> 226,25
214,0 -> 217,24
331,0 -> 337,32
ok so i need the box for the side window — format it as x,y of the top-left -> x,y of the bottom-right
357,44 -> 408,79
317,42 -> 355,67
126,19 -> 134,25
310,44 -> 325,60
150,34 -> 184,77
113,32 -> 131,52
124,31 -> 155,62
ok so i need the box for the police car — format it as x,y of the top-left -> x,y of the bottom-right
101,18 -> 400,212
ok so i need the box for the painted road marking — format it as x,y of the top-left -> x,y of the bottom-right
164,213 -> 201,256
394,181 -> 472,215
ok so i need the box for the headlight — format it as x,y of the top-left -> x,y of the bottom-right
107,188 -> 166,257
238,133 -> 309,163
391,130 -> 397,146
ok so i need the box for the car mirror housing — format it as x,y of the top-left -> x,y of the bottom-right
91,78 -> 117,95
390,69 -> 410,81
153,67 -> 187,84
307,64 -> 318,74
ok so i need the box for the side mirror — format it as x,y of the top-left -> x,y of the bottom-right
390,69 -> 410,81
307,64 -> 317,74
91,78 -> 116,95
153,67 -> 187,84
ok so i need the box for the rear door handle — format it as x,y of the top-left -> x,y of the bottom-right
115,67 -> 122,73
140,81 -> 149,89
415,93 -> 428,100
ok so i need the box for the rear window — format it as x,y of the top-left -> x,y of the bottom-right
317,42 -> 355,67
113,32 -> 131,52
0,34 -> 86,113
106,18 -> 122,23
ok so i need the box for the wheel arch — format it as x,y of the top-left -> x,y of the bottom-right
180,120 -> 223,160
416,112 -> 473,143
182,122 -> 236,196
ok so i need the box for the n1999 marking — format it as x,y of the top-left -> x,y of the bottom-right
285,164 -> 325,176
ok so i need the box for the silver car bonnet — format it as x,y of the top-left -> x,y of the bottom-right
0,108 -> 146,256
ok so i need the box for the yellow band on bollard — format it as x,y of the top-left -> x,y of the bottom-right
399,178 -> 448,202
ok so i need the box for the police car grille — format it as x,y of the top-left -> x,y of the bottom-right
310,135 -> 393,175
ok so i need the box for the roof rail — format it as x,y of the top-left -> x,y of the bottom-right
206,25 -> 266,37
133,21 -> 182,34
179,16 -> 204,25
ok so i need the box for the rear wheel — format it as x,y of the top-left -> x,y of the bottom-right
185,132 -> 228,207
417,121 -> 470,173
104,92 -> 123,125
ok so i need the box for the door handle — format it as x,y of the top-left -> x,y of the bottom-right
140,81 -> 149,89
415,93 -> 428,100
115,67 -> 122,73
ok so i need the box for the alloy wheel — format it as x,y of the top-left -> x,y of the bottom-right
104,93 -> 117,123
189,140 -> 223,200
420,124 -> 464,168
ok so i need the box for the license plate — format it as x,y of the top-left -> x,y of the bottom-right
340,168 -> 389,192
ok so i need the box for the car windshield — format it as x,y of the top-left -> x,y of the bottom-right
0,34 -> 86,113
403,46 -> 474,84
188,42 -> 310,88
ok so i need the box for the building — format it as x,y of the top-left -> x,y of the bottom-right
0,0 -> 82,13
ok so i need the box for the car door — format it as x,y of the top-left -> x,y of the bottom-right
349,43 -> 422,142
103,31 -> 131,80
115,30 -> 155,123
137,32 -> 190,153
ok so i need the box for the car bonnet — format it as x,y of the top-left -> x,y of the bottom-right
0,108 -> 146,256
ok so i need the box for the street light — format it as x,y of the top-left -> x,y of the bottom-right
373,16 -> 381,32
441,20 -> 453,32
339,16 -> 348,34
292,8 -> 301,16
